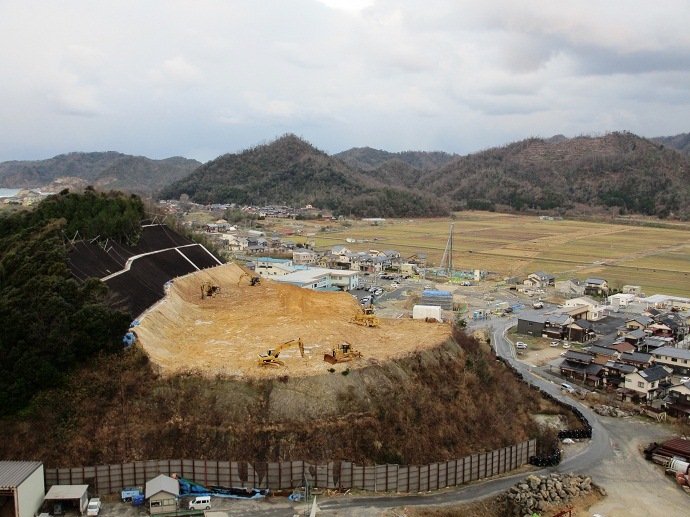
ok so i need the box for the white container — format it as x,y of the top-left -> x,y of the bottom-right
413,305 -> 443,322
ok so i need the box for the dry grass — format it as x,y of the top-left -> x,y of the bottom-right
283,212 -> 690,296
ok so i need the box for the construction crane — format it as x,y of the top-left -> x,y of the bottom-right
324,342 -> 363,364
258,338 -> 305,367
200,281 -> 221,299
238,272 -> 262,286
350,306 -> 380,327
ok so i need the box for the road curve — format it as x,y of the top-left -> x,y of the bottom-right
316,319 -> 612,513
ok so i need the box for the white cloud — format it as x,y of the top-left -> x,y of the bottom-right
0,0 -> 689,162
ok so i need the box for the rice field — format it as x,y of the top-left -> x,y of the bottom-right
284,212 -> 690,297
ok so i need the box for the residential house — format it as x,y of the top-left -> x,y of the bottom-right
623,328 -> 647,347
588,345 -> 619,365
651,347 -> 690,377
638,336 -> 674,353
544,313 -> 573,340
524,271 -> 555,288
665,381 -> 690,419
559,350 -> 604,387
602,360 -> 637,389
331,245 -> 351,256
621,365 -> 673,404
584,278 -> 609,297
619,351 -> 654,369
516,314 -> 547,337
642,308 -> 662,320
567,319 -> 596,343
293,249 -> 318,266
562,296 -> 604,320
610,341 -> 636,355
555,278 -> 586,297
625,316 -> 653,331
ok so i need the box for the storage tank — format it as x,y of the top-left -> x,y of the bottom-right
669,458 -> 690,474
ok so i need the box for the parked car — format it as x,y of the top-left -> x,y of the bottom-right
561,382 -> 576,393
562,342 -> 571,349
189,496 -> 211,511
374,289 -> 383,296
550,341 -> 560,347
516,341 -> 528,349
390,282 -> 400,288
680,377 -> 690,384
87,498 -> 101,516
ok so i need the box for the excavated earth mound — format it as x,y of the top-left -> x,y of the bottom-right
136,263 -> 451,378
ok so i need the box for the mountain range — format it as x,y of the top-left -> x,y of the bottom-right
2,131 -> 690,218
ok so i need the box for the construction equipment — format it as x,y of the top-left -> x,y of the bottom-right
258,338 -> 305,367
324,342 -> 363,364
201,281 -> 221,299
350,306 -> 380,327
238,272 -> 262,286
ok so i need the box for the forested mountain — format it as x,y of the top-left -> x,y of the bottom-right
0,189 -> 142,414
159,134 -> 448,217
0,152 -> 200,196
334,147 -> 457,170
652,133 -> 690,155
362,132 -> 690,218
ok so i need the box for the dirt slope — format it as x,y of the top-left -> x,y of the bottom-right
136,263 -> 451,377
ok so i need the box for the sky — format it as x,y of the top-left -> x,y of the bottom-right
1,0 -> 689,163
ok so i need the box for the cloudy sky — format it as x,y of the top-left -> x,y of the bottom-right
1,0 -> 689,163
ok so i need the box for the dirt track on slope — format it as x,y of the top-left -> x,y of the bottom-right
135,263 -> 451,378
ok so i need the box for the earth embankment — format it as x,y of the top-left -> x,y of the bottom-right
136,263 -> 451,377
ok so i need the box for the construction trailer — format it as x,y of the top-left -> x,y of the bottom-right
412,305 -> 443,322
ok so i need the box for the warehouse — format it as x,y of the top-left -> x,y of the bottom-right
0,461 -> 45,517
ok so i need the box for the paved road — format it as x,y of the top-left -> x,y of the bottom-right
311,318 -> 615,515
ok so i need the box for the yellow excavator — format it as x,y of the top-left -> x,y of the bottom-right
258,338 -> 305,367
238,272 -> 262,286
324,342 -> 363,364
350,306 -> 380,327
200,281 -> 221,299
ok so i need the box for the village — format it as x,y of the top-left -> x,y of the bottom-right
163,201 -> 690,420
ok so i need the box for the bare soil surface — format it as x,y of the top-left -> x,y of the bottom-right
135,263 -> 451,378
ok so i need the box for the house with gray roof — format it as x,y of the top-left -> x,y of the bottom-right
652,347 -> 690,377
584,277 -> 609,296
145,474 -> 179,515
516,314 -> 547,337
622,365 -> 673,403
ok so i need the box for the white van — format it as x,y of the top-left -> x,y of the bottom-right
189,496 -> 211,510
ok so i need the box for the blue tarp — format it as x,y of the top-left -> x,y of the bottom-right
422,290 -> 452,297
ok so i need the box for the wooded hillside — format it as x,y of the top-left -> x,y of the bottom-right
159,134 -> 448,218
0,189 -> 141,414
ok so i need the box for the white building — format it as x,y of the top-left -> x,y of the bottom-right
0,461 -> 45,517
272,267 -> 359,291
255,257 -> 294,277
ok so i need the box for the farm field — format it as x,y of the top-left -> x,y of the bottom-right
278,212 -> 690,297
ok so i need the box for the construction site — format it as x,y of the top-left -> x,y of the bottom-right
135,263 -> 451,378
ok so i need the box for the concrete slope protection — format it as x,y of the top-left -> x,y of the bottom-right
68,223 -> 221,315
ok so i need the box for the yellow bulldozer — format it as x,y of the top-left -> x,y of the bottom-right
258,338 -> 305,367
200,281 -> 221,299
324,342 -> 363,364
350,306 -> 380,327
238,272 -> 262,286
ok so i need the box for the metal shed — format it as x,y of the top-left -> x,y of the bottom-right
0,461 -> 45,517
44,484 -> 88,515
